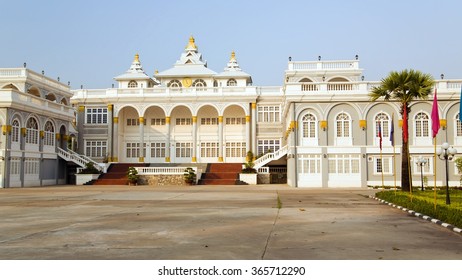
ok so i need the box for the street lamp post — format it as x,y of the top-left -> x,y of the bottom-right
436,142 -> 457,205
416,156 -> 428,191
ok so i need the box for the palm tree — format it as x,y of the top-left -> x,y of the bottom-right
369,69 -> 434,192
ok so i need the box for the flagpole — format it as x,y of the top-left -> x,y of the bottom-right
431,88 -> 441,210
391,113 -> 396,195
409,150 -> 413,202
380,148 -> 384,189
393,144 -> 397,195
434,137 -> 437,210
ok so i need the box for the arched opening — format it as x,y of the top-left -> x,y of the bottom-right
328,77 -> 352,91
145,106 -> 167,162
45,93 -> 57,102
223,105 -> 246,161
27,87 -> 41,98
2,84 -> 19,90
119,106 -> 142,162
171,105 -> 193,163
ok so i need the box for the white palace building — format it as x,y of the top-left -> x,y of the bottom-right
1,36 -> 462,188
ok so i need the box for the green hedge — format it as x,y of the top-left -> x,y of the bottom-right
375,191 -> 462,229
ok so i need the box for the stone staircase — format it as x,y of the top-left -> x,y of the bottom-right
92,163 -> 148,185
197,163 -> 245,185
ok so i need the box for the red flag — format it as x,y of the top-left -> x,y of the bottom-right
431,89 -> 440,138
403,106 -> 408,143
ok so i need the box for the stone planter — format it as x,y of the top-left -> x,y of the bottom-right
75,174 -> 100,185
239,173 -> 257,185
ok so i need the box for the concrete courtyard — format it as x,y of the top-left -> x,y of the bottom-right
0,184 -> 461,260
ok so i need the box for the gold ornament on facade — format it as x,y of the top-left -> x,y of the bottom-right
359,120 -> 367,130
182,78 -> 192,88
440,119 -> 447,130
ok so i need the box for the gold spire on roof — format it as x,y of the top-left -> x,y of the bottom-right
186,36 -> 197,50
134,53 -> 140,63
230,51 -> 236,61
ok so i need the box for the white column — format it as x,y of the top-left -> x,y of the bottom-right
245,115 -> 251,153
251,103 -> 257,156
165,116 -> 171,162
218,116 -> 223,162
192,116 -> 197,162
112,117 -> 119,162
107,104 -> 113,161
139,117 -> 144,163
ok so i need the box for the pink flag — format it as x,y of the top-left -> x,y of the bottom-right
431,89 -> 440,138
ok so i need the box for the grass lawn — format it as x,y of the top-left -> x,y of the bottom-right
375,189 -> 462,228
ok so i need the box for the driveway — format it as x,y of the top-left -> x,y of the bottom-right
0,185 -> 461,259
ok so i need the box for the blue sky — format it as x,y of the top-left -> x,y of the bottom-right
1,0 -> 461,88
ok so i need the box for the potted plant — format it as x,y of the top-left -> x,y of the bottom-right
76,162 -> 101,185
183,167 -> 196,185
127,166 -> 139,186
240,151 -> 258,184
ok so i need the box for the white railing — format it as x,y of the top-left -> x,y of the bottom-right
257,167 -> 269,173
57,147 -> 104,172
0,69 -> 25,77
289,60 -> 359,71
253,145 -> 289,169
327,83 -> 357,91
270,167 -> 287,173
135,166 -> 198,175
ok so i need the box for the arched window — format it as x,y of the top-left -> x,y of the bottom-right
44,121 -> 55,146
167,80 -> 182,92
415,112 -> 429,137
227,79 -> 237,86
193,79 -> 207,91
302,113 -> 317,138
11,119 -> 20,143
336,113 -> 350,137
456,113 -> 462,137
375,113 -> 390,138
128,80 -> 138,88
26,117 -> 39,144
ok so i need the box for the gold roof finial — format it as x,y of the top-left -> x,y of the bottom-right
231,51 -> 236,60
134,53 -> 140,63
186,35 -> 197,50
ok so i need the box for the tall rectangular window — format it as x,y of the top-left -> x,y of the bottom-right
328,154 -> 360,174
86,108 -> 108,124
225,142 -> 246,157
200,142 -> 219,158
150,142 -> 166,158
175,142 -> 192,158
298,154 -> 321,174
257,139 -> 280,156
85,140 -> 107,157
257,105 -> 280,123
126,143 -> 146,158
375,157 -> 393,175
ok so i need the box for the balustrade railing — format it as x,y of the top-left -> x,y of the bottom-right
57,147 -> 103,171
135,166 -> 198,175
254,145 -> 288,169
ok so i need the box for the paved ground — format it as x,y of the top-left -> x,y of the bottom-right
0,184 -> 461,260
